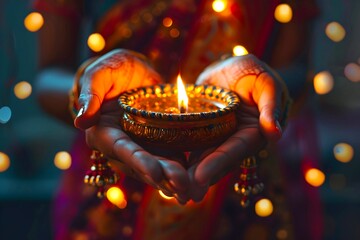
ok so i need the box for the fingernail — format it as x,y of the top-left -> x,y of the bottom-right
159,188 -> 173,198
76,106 -> 85,118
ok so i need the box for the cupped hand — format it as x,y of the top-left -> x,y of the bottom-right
74,49 -> 190,203
187,54 -> 290,201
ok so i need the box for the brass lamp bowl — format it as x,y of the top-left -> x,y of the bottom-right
118,84 -> 240,151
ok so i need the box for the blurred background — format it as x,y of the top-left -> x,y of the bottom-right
1,0 -> 360,239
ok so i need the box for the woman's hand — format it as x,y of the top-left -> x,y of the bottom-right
74,49 -> 190,203
187,54 -> 290,201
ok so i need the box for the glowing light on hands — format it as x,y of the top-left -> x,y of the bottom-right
159,190 -> 174,200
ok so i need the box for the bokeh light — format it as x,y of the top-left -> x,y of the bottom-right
333,143 -> 354,163
0,152 -> 10,172
122,225 -> 133,237
212,0 -> 227,13
158,190 -> 174,200
233,45 -> 248,56
54,151 -> 72,170
344,63 -> 360,82
325,22 -> 346,42
162,17 -> 173,27
274,4 -> 293,23
313,71 -> 334,95
107,186 -> 127,208
276,229 -> 288,240
255,198 -> 273,217
14,81 -> 32,99
305,168 -> 325,187
87,33 -> 106,52
24,12 -> 44,32
169,28 -> 180,38
0,106 -> 12,124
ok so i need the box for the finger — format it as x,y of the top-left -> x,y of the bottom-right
86,126 -> 163,187
194,128 -> 263,187
74,67 -> 113,130
75,93 -> 103,130
75,50 -> 162,130
253,72 -> 283,141
158,160 -> 189,193
157,159 -> 190,203
187,163 -> 208,202
113,136 -> 164,187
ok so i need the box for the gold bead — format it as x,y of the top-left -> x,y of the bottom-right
84,175 -> 90,184
240,199 -> 250,208
95,175 -> 104,187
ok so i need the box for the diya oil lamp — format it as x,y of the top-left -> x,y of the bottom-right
85,75 -> 264,206
118,75 -> 240,151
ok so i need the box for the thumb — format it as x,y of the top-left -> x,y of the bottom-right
255,72 -> 284,141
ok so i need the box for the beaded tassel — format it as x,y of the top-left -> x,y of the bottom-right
234,156 -> 264,207
84,151 -> 119,198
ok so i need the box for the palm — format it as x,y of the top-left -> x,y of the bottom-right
187,101 -> 265,201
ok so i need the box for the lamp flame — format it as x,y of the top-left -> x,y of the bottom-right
177,74 -> 188,113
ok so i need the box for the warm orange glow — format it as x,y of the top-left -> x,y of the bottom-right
255,198 -> 273,217
158,190 -> 174,200
305,168 -> 325,187
24,12 -> 44,32
163,17 -> 173,27
276,229 -> 288,239
344,63 -> 360,82
122,225 -> 133,237
212,0 -> 227,13
334,143 -> 354,163
233,45 -> 248,56
0,152 -> 10,172
274,4 -> 293,23
177,75 -> 188,113
313,71 -> 334,95
325,22 -> 346,42
169,28 -> 180,38
54,151 -> 72,170
87,33 -> 106,52
107,186 -> 127,208
14,81 -> 32,99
